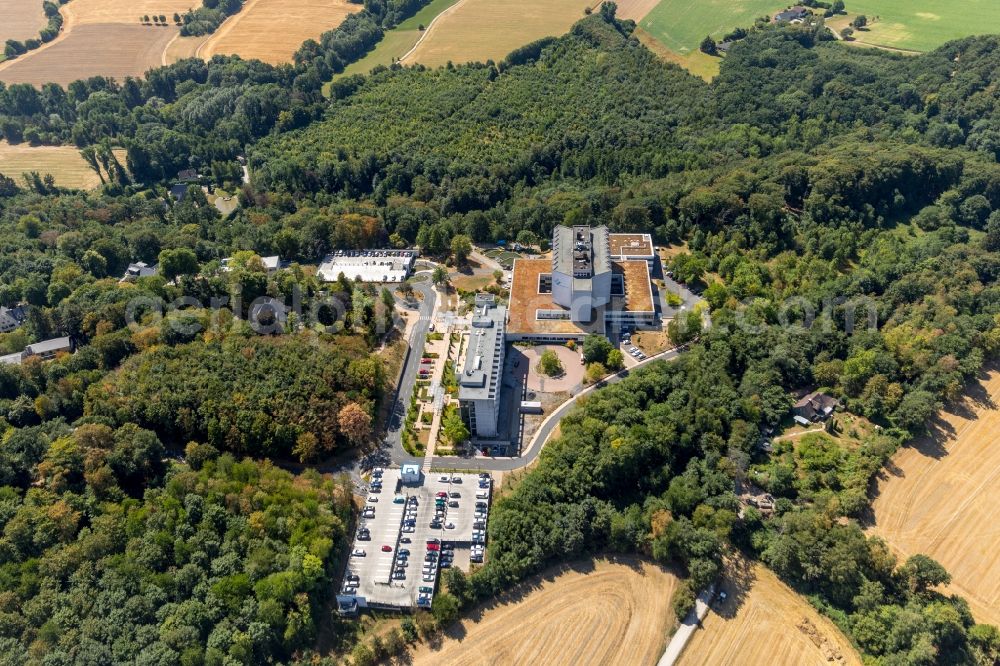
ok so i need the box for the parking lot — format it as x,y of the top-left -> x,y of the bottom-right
339,468 -> 491,611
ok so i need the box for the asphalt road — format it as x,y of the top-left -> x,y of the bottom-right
385,275 -> 437,467
425,345 -> 686,472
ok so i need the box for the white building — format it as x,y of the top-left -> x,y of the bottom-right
401,464 -> 421,484
318,250 -> 418,284
120,262 -> 158,283
507,226 -> 656,342
550,225 -> 612,323
458,294 -> 506,438
221,255 -> 282,273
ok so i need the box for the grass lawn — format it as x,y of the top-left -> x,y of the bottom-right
397,0 -> 459,30
828,0 -> 1000,52
640,0 -> 778,54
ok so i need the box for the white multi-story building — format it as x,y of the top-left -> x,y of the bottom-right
458,294 -> 506,438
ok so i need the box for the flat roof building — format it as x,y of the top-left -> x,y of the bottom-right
506,226 -> 657,342
458,294 -> 506,438
608,233 -> 655,267
221,255 -> 283,273
318,250 -> 417,283
24,336 -> 72,360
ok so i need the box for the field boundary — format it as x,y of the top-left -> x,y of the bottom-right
398,0 -> 470,63
0,1 -> 77,76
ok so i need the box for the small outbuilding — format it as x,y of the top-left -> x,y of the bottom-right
400,464 -> 421,484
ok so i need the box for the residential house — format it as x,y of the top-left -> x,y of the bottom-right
0,305 -> 27,334
773,6 -> 810,22
793,391 -> 839,421
120,262 -> 158,283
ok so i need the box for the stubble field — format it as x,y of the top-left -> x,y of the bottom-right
402,0 -> 595,67
409,557 -> 678,666
0,140 -> 115,189
0,0 -> 47,44
679,560 -> 861,666
0,23 -> 177,86
870,367 -> 1000,627
196,0 -> 361,64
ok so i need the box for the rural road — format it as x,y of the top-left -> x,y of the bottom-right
659,584 -> 716,666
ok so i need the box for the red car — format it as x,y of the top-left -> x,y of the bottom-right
381,545 -> 392,552
427,543 -> 440,551
436,492 -> 447,498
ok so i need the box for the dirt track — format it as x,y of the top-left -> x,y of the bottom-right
679,560 -> 861,666
409,557 -> 678,666
870,367 -> 1000,627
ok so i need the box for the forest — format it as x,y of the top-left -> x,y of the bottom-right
1,4 -> 1000,664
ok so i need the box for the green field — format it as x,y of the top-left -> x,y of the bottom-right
834,0 -> 1000,52
639,0 -> 779,55
329,0 -> 460,84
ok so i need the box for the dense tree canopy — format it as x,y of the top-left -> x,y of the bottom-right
2,6 -> 1000,664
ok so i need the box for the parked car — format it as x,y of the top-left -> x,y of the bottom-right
438,475 -> 449,482
381,545 -> 392,552
400,537 -> 411,544
448,500 -> 459,508
450,476 -> 462,483
426,538 -> 440,545
419,586 -> 434,594
352,549 -> 366,557
427,543 -> 440,551
476,491 -> 489,499
445,522 -> 455,529
392,496 -> 405,504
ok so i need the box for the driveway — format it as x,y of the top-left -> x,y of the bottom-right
426,344 -> 687,471
383,274 -> 438,466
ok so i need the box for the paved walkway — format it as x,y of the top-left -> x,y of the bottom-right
658,584 -> 716,666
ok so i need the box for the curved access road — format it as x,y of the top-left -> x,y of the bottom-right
422,344 -> 688,472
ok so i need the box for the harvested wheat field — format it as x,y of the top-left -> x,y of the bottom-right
0,141 -> 104,189
409,557 -> 678,666
614,0 -> 660,22
402,0 -> 595,67
60,0 -> 194,25
870,366 -> 1000,627
0,24 -> 176,85
680,560 -> 861,666
0,0 -> 47,44
198,0 -> 361,64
